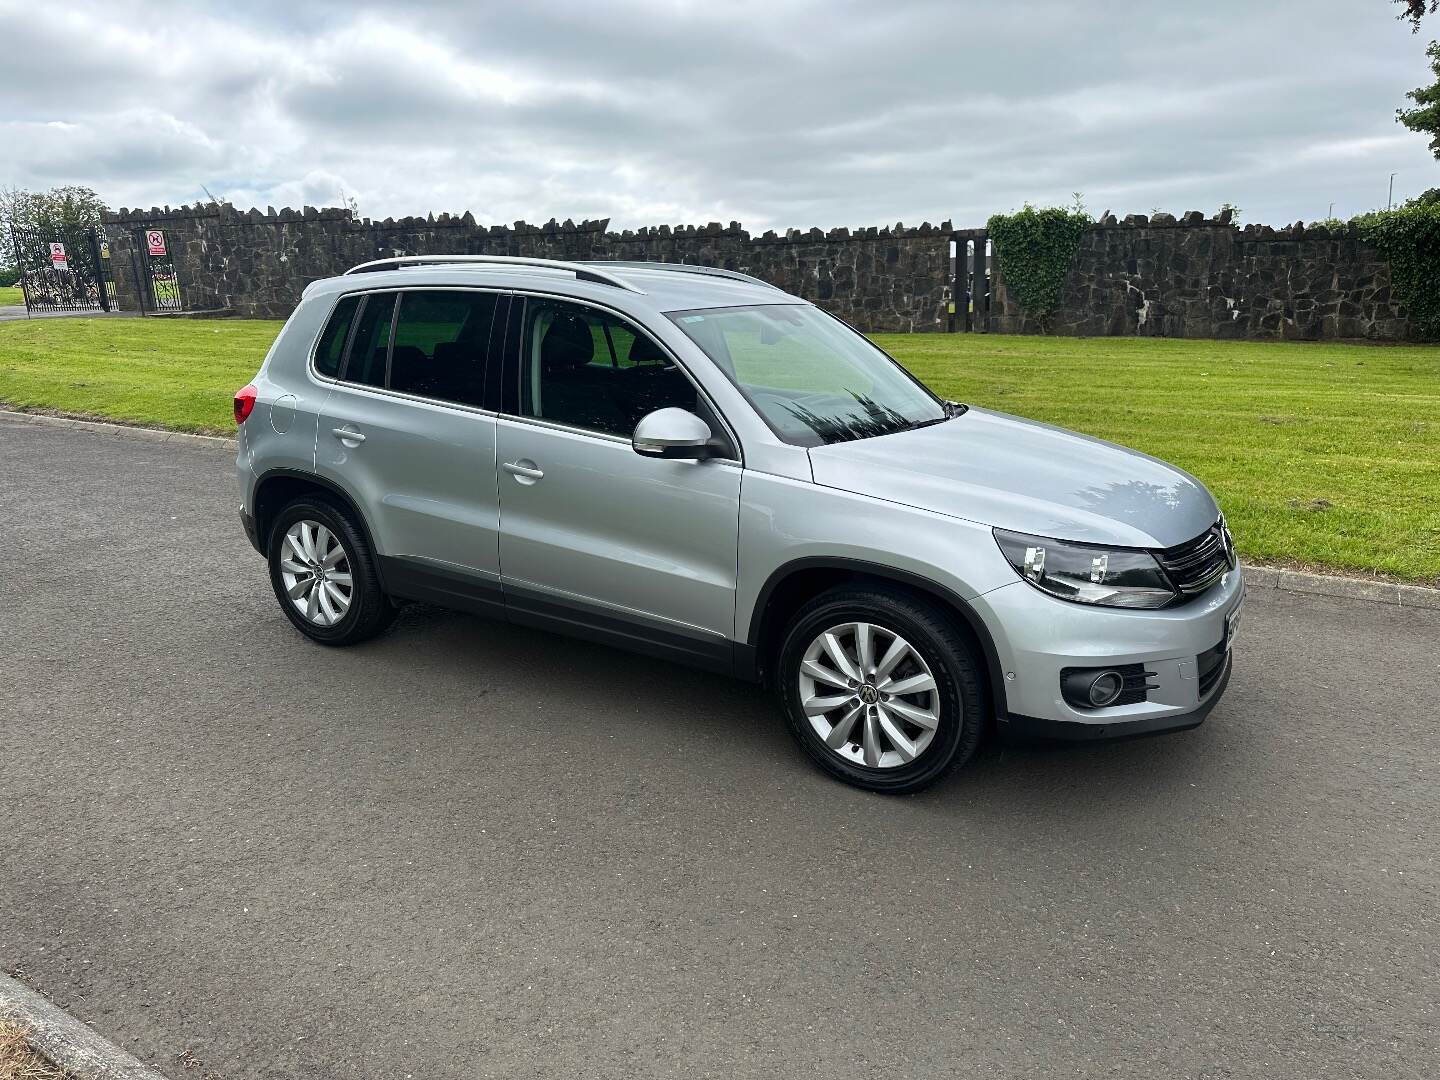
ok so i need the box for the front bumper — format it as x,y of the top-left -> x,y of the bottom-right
973,566 -> 1244,735
1003,652 -> 1231,741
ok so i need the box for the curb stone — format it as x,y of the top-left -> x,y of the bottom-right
3,408 -> 1437,611
0,972 -> 171,1080
0,407 -> 235,449
1247,564 -> 1440,610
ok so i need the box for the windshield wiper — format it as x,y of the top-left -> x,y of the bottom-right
902,401 -> 968,432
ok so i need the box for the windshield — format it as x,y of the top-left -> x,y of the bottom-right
666,304 -> 950,446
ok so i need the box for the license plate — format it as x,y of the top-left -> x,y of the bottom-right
1225,595 -> 1245,650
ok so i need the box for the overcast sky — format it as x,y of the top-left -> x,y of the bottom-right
1,0 -> 1435,231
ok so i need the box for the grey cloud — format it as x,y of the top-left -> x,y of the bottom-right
0,0 -> 1434,230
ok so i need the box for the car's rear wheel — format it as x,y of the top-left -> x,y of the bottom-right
777,586 -> 986,794
267,496 -> 394,645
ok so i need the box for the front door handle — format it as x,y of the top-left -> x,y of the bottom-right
331,426 -> 366,445
502,460 -> 544,482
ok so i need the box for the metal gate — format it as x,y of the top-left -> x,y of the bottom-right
8,224 -> 115,313
950,228 -> 989,332
132,227 -> 184,312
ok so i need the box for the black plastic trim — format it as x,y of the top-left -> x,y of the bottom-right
1003,654 -> 1231,742
380,555 -> 505,619
371,557 -> 741,677
239,508 -> 260,555
745,557 -> 1008,717
504,582 -> 735,676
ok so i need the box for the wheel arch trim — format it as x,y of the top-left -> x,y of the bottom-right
251,468 -> 388,590
745,556 -> 1008,717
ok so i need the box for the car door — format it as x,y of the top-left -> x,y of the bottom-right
495,295 -> 743,670
314,287 -> 507,614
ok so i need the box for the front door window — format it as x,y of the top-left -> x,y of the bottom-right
519,298 -> 699,437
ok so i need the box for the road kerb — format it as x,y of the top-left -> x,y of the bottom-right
0,407 -> 235,449
0,972 -> 172,1080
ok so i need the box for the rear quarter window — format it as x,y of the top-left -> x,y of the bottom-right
313,295 -> 361,379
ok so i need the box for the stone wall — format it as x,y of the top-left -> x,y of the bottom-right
990,211 -> 1412,340
103,203 -> 953,332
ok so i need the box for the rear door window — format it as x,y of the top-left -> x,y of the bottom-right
388,291 -> 499,408
343,294 -> 397,389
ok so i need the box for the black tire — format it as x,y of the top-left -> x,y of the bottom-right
776,585 -> 986,794
266,495 -> 395,646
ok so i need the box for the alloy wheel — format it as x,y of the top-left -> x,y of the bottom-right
797,621 -> 940,768
279,519 -> 353,626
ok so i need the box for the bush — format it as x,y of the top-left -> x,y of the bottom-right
1353,199 -> 1440,339
0,267 -> 18,287
986,205 -> 1091,320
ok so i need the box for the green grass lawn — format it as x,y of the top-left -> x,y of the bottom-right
0,285 -> 24,306
0,318 -> 279,435
0,318 -> 1436,581
875,333 -> 1440,582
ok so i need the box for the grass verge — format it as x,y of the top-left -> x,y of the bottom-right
0,318 -> 1436,581
0,1021 -> 69,1080
876,333 -> 1440,581
0,318 -> 278,434
0,287 -> 25,307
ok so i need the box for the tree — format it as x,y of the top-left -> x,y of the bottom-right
0,185 -> 110,279
1397,1 -> 1439,32
0,185 -> 108,238
1398,40 -> 1440,157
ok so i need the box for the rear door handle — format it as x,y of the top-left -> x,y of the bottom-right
502,460 -> 544,481
331,426 -> 366,444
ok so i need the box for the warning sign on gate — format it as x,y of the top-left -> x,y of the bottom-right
49,243 -> 68,270
146,230 -> 167,256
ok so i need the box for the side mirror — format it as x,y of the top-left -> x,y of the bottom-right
632,407 -> 715,460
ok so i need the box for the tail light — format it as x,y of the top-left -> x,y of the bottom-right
234,384 -> 258,425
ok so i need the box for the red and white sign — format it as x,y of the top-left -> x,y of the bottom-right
49,243 -> 68,270
146,230 -> 167,256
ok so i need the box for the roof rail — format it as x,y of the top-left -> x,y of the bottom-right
342,255 -> 645,293
579,260 -> 785,292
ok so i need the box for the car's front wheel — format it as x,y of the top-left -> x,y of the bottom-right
266,496 -> 395,645
777,586 -> 986,794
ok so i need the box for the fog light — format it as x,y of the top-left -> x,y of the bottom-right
1060,667 -> 1131,709
1086,671 -> 1123,706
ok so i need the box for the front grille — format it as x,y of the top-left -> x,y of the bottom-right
1157,520 -> 1234,598
1197,639 -> 1228,697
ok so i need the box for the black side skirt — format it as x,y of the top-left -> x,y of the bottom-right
379,556 -> 741,679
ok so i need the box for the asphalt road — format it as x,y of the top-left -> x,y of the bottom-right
2,416 -> 1437,1080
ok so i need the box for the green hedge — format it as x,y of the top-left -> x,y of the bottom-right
1352,196 -> 1440,339
986,205 -> 1090,319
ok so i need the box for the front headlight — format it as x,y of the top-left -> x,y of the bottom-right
994,528 -> 1177,609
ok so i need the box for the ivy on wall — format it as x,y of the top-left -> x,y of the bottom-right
1352,193 -> 1440,339
986,205 -> 1090,317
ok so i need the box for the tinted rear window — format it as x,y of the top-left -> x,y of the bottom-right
388,291 -> 498,407
344,294 -> 396,388
313,295 -> 360,378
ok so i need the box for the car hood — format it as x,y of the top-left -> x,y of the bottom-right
806,407 -> 1218,549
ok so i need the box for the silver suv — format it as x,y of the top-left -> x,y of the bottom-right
235,256 -> 1243,793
